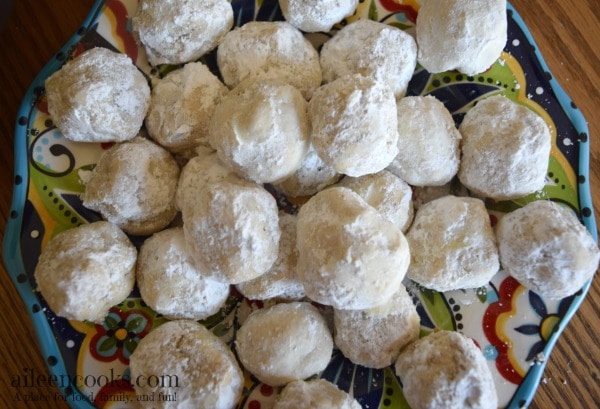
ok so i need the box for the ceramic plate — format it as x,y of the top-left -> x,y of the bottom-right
3,1 -> 597,408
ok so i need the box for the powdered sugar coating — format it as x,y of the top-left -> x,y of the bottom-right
337,170 -> 414,233
137,228 -> 230,320
182,176 -> 280,284
320,19 -> 417,98
81,136 -> 180,236
395,330 -> 498,409
458,95 -> 552,200
235,302 -> 333,386
279,0 -> 358,32
273,146 -> 341,198
387,95 -> 461,186
236,213 -> 305,301
34,221 -> 136,323
129,320 -> 243,409
175,147 -> 235,212
273,379 -> 361,409
416,0 -> 507,75
132,0 -> 233,65
209,78 -> 310,184
145,62 -> 228,153
216,21 -> 322,99
334,284 -> 420,368
309,74 -> 399,177
296,187 -> 410,310
496,200 -> 600,299
45,47 -> 150,143
406,195 -> 499,292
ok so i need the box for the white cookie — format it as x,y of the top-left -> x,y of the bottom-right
235,302 -> 333,386
34,221 -> 136,323
458,95 -> 552,200
273,379 -> 361,409
45,47 -> 150,143
496,200 -> 600,299
406,195 -> 499,291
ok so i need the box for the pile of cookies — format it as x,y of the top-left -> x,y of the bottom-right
34,0 -> 599,408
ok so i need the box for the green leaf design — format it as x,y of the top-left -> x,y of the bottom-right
124,338 -> 138,356
104,315 -> 119,330
99,336 -> 117,352
368,0 -> 378,21
126,316 -> 144,332
476,287 -> 488,303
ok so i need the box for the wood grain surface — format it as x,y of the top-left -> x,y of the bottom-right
0,1 -> 598,408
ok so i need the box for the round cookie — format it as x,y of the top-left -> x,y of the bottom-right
279,0 -> 359,33
136,227 -> 230,320
34,221 -> 136,323
309,74 -> 399,177
82,136 -> 180,236
209,78 -> 310,184
182,176 -> 281,284
416,0 -> 507,75
387,95 -> 461,187
273,379 -> 361,409
296,187 -> 410,310
45,47 -> 150,143
495,200 -> 600,299
132,0 -> 233,65
235,302 -> 333,386
273,146 -> 341,198
406,195 -> 499,292
216,21 -> 322,99
458,95 -> 552,200
334,284 -> 420,368
145,62 -> 228,153
395,330 -> 498,409
320,18 -> 417,98
129,320 -> 243,409
236,213 -> 305,301
337,170 -> 414,233
175,146 -> 235,212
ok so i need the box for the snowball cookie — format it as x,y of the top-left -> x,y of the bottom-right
34,221 -> 136,323
416,0 -> 507,75
45,47 -> 150,143
395,330 -> 498,409
387,95 -> 461,187
235,302 -> 333,386
334,284 -> 420,368
273,146 -> 341,198
496,200 -> 600,299
406,195 -> 499,292
82,136 -> 180,236
279,0 -> 359,33
137,228 -> 230,320
182,176 -> 281,284
297,187 -> 410,310
337,170 -> 414,233
320,19 -> 417,98
216,21 -> 322,99
130,320 -> 243,409
145,62 -> 228,153
209,78 -> 310,184
273,379 -> 361,409
309,74 -> 399,177
236,213 -> 305,301
132,0 -> 233,66
175,147 -> 235,212
458,95 -> 551,200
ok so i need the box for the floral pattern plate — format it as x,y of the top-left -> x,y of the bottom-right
3,1 -> 597,408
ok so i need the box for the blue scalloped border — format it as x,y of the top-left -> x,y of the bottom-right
2,2 -> 105,408
2,2 -> 596,409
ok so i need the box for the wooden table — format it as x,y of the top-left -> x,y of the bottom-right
0,1 -> 598,408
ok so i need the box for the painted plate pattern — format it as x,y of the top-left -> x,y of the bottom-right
3,1 -> 596,409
